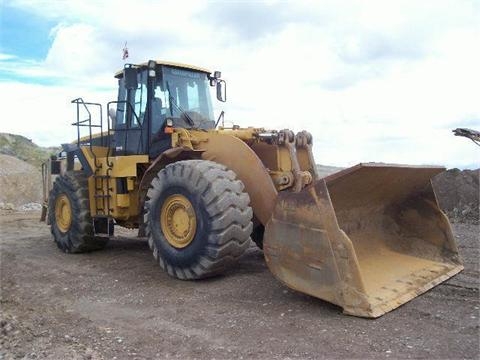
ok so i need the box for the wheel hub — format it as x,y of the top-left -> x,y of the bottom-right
55,194 -> 72,233
160,194 -> 197,248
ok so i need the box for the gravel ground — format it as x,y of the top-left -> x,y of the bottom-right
0,211 -> 479,359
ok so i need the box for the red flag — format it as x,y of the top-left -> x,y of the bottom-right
122,42 -> 129,60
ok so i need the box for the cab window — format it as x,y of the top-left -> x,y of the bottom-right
133,71 -> 147,127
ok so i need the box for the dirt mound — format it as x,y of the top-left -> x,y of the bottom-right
0,154 -> 42,208
0,132 -> 58,168
433,168 -> 480,223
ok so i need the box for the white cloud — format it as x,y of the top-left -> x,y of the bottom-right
2,0 -> 479,168
0,53 -> 17,61
0,81 -> 113,146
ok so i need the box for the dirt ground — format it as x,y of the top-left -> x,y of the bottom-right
0,211 -> 479,360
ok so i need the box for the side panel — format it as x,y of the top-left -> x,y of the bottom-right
79,145 -> 149,222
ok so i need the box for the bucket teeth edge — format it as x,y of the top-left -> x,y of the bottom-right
342,264 -> 464,318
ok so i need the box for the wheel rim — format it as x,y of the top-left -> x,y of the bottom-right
55,194 -> 72,233
160,194 -> 197,248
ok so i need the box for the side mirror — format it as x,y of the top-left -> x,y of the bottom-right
124,66 -> 138,89
216,80 -> 226,102
209,70 -> 222,86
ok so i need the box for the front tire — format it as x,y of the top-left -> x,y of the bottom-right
144,160 -> 253,279
48,172 -> 108,253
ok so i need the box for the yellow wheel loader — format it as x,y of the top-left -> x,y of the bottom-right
42,60 -> 463,318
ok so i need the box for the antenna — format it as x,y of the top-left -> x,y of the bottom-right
122,42 -> 129,61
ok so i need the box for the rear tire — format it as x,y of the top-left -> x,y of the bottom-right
144,160 -> 253,279
48,172 -> 108,253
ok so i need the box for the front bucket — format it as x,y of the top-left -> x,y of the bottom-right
263,163 -> 463,318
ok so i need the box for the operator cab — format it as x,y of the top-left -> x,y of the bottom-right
111,60 -> 226,158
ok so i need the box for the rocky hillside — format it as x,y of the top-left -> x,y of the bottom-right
0,133 -> 59,168
0,133 -> 59,210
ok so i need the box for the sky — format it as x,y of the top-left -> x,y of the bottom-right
0,0 -> 479,169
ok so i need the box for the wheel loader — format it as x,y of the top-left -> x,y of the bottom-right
42,60 -> 463,318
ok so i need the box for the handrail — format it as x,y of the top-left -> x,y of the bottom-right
71,98 -> 103,168
71,97 -> 145,218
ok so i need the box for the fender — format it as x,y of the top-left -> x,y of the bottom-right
138,133 -> 279,233
197,133 -> 278,225
138,147 -> 204,211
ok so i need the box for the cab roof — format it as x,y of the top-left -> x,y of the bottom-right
114,60 -> 211,78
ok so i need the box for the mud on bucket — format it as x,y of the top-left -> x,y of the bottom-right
263,163 -> 463,318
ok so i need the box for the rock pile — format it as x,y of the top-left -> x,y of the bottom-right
433,168 -> 479,223
0,154 -> 43,209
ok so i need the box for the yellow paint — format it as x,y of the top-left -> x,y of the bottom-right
108,156 -> 149,177
55,194 -> 72,233
126,178 -> 135,191
115,60 -> 211,78
264,164 -> 464,318
116,194 -> 130,208
160,194 -> 197,248
74,131 -> 112,145
80,147 -> 148,220
80,146 -> 110,171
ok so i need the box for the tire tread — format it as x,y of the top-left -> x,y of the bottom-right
48,172 -> 108,253
145,160 -> 252,279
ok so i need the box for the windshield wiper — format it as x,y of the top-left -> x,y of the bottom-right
165,81 -> 195,126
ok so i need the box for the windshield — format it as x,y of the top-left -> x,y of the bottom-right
153,66 -> 215,130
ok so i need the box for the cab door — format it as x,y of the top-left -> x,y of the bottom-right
113,70 -> 149,155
